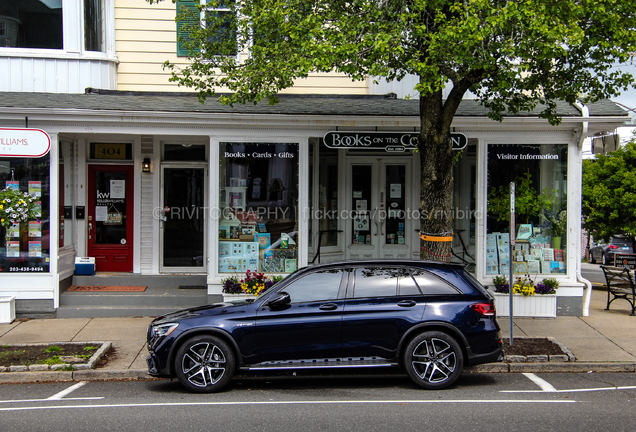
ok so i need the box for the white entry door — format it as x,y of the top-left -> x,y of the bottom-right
346,159 -> 413,260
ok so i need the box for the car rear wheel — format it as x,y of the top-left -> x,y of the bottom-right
174,335 -> 235,393
589,252 -> 596,264
404,331 -> 463,390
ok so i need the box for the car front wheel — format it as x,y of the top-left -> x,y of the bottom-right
174,335 -> 235,393
404,331 -> 464,390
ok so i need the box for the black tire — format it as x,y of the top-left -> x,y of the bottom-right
404,331 -> 464,390
589,252 -> 596,264
602,253 -> 609,266
174,335 -> 235,393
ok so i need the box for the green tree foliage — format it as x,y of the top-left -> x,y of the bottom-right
488,172 -> 554,224
149,0 -> 636,261
582,140 -> 636,242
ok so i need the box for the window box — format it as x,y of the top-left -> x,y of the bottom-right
222,293 -> 258,302
0,296 -> 16,324
493,292 -> 557,318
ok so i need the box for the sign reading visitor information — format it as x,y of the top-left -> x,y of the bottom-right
323,131 -> 467,151
0,128 -> 51,157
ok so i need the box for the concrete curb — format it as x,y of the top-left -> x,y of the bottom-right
4,363 -> 636,384
0,341 -> 110,374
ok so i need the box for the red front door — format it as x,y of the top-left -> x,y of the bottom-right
87,165 -> 134,272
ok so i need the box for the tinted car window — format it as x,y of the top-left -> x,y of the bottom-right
354,267 -> 405,298
283,269 -> 343,303
411,269 -> 461,295
399,273 -> 422,296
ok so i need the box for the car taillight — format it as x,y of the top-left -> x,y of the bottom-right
608,245 -> 619,249
471,302 -> 496,316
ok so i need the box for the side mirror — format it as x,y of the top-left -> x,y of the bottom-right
267,292 -> 291,309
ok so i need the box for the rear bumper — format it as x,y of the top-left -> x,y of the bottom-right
466,345 -> 503,366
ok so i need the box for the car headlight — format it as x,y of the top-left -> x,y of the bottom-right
151,323 -> 179,338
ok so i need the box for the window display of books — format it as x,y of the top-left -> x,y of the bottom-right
487,232 -> 566,275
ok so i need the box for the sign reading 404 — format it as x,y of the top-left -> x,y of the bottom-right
323,131 -> 467,152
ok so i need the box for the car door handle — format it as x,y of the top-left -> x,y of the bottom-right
319,303 -> 339,311
397,300 -> 416,307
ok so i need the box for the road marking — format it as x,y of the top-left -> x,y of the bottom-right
502,385 -> 636,394
47,382 -> 88,400
0,398 -> 103,404
523,373 -> 558,392
0,399 -> 576,412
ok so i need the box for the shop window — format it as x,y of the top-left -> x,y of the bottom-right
0,0 -> 63,49
218,143 -> 298,274
486,144 -> 568,276
311,139 -> 339,249
452,140 -> 477,270
0,156 -> 50,273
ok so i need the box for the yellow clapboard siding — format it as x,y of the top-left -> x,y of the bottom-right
115,0 -> 174,12
117,20 -> 175,32
116,40 -> 176,53
116,29 -> 175,42
115,0 -> 369,95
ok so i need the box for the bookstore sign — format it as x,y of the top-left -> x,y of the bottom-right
323,131 -> 467,152
0,128 -> 51,158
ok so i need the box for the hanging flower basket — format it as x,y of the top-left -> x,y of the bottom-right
0,187 -> 39,229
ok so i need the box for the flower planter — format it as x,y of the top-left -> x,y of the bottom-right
492,292 -> 557,318
0,295 -> 16,324
222,293 -> 258,302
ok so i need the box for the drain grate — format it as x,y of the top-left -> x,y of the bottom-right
178,285 -> 207,290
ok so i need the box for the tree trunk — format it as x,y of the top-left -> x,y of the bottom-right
418,88 -> 456,262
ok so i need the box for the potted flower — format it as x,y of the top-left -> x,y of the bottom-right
542,208 -> 567,249
492,275 -> 509,293
222,270 -> 283,301
492,274 -> 558,318
536,277 -> 559,295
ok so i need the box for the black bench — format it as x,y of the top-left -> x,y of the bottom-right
601,266 -> 636,316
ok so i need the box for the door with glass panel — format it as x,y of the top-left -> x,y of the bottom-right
160,164 -> 207,272
346,159 -> 412,260
87,165 -> 134,272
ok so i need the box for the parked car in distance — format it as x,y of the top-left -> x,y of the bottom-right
589,236 -> 635,265
146,260 -> 502,393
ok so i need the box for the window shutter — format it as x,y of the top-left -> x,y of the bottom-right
176,0 -> 200,57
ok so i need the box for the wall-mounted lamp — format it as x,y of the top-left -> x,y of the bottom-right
142,157 -> 152,173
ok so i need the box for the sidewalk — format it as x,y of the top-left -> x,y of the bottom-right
1,288 -> 635,384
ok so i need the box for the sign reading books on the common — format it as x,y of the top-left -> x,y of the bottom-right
0,128 -> 51,157
323,131 -> 467,152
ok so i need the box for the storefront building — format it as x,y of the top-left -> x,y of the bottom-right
0,91 -> 628,316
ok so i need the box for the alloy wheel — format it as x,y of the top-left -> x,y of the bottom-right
182,342 -> 226,387
411,337 -> 457,383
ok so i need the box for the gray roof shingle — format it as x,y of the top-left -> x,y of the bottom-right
0,89 -> 627,118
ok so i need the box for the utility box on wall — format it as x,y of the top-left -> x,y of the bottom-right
74,257 -> 95,276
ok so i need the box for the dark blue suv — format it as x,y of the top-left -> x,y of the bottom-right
147,260 -> 502,392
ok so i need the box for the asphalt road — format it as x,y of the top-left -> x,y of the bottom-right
581,262 -> 605,285
1,372 -> 636,432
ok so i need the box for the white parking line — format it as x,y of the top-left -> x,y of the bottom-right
0,399 -> 577,412
0,397 -> 104,404
47,382 -> 88,400
502,385 -> 636,394
522,373 -> 558,392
